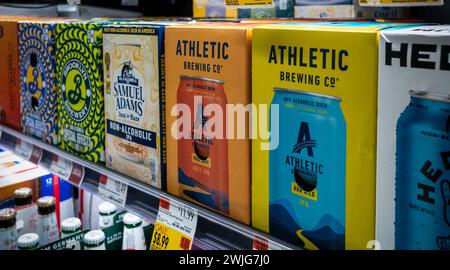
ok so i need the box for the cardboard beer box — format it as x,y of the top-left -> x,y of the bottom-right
165,23 -> 254,224
251,21 -> 417,249
193,0 -> 238,18
294,4 -> 410,19
295,0 -> 353,4
376,25 -> 450,250
358,0 -> 442,6
0,17 -> 24,130
18,19 -> 67,145
237,0 -> 295,19
103,23 -> 167,190
56,20 -> 106,164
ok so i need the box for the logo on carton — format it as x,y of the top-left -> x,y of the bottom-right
61,59 -> 92,122
385,42 -> 450,71
175,39 -> 229,74
25,55 -> 45,110
113,60 -> 144,124
287,122 -> 321,201
267,44 -> 348,88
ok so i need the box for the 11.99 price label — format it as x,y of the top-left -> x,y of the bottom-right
150,198 -> 198,250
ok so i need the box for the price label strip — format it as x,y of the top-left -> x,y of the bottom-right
15,139 -> 42,164
225,0 -> 273,7
49,155 -> 85,187
253,235 -> 290,250
150,198 -> 198,250
98,175 -> 128,207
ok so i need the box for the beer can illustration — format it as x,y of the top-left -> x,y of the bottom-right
395,90 -> 450,250
269,88 -> 346,250
205,0 -> 226,18
177,75 -> 229,213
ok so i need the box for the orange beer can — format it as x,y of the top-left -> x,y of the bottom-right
177,75 -> 229,213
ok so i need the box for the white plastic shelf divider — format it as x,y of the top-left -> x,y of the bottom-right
0,124 -> 298,250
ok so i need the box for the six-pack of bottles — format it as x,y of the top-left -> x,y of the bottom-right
0,16 -> 449,250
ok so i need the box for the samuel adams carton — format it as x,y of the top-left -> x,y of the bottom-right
377,25 -> 450,250
103,23 -> 166,190
252,21 -> 415,250
56,21 -> 105,164
0,17 -> 23,130
165,23 -> 253,224
19,19 -> 64,145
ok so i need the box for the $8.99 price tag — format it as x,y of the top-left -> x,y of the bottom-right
150,198 -> 198,250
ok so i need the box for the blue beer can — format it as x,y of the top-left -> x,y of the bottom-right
395,90 -> 450,250
269,88 -> 346,250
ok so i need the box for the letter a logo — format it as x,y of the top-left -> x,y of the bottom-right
293,122 -> 317,157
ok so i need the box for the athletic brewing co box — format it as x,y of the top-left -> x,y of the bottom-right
0,17 -> 23,130
165,23 -> 253,224
19,19 -> 63,145
103,23 -> 166,190
252,22 -> 415,250
56,21 -> 105,164
376,25 -> 450,250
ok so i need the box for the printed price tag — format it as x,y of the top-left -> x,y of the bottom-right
253,236 -> 269,250
15,139 -> 33,160
150,198 -> 198,250
253,235 -> 290,250
49,156 -> 84,186
15,139 -> 42,164
225,0 -> 272,7
98,175 -> 128,207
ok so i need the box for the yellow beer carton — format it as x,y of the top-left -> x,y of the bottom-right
165,23 -> 257,225
251,21 -> 416,249
193,0 -> 238,18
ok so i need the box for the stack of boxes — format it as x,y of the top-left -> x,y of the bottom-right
1,13 -> 449,250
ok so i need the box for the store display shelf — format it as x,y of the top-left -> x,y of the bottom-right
0,124 -> 298,250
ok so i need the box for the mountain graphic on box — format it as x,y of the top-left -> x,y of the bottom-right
269,200 -> 345,250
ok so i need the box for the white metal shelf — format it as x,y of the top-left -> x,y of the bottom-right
0,124 -> 298,250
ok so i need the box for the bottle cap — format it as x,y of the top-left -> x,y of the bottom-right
0,208 -> 16,221
123,212 -> 142,228
14,187 -> 32,199
98,202 -> 117,216
61,217 -> 81,233
83,230 -> 105,246
37,196 -> 56,208
37,196 -> 56,215
0,208 -> 17,229
18,233 -> 39,250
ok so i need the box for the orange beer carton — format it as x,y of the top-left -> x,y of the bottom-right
0,16 -> 31,130
165,23 -> 254,224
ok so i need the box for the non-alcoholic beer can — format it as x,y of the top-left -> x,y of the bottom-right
177,75 -> 229,214
395,90 -> 450,250
269,88 -> 346,250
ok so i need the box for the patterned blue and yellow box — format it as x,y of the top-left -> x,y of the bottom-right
19,19 -> 64,145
